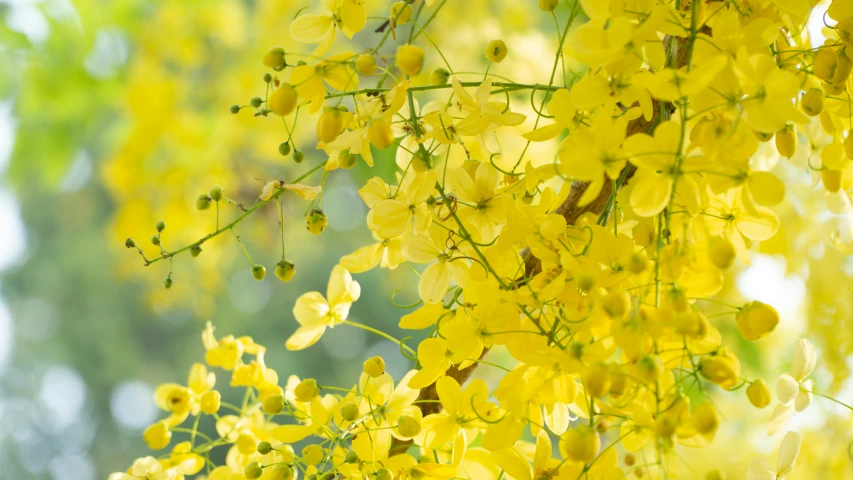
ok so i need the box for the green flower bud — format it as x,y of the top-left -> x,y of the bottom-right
429,67 -> 450,85
125,238 -> 136,248
262,394 -> 285,414
375,468 -> 393,480
257,441 -> 272,455
340,152 -> 357,169
151,235 -> 161,246
190,245 -> 202,257
341,403 -> 359,421
210,185 -> 224,202
196,194 -> 212,211
293,151 -> 304,163
345,451 -> 359,464
263,73 -> 272,83
539,0 -> 558,11
279,142 -> 291,156
245,461 -> 263,479
230,104 -> 240,114
156,220 -> 166,232
275,260 -> 296,282
250,97 -> 263,108
306,209 -> 327,235
164,277 -> 173,289
252,264 -> 267,281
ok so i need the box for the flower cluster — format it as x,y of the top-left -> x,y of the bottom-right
118,0 -> 853,478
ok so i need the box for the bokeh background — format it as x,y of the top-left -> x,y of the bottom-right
2,0 -> 853,478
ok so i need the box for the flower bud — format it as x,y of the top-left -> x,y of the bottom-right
250,96 -> 263,108
230,105 -> 240,114
210,185 -> 224,201
151,234 -> 160,246
125,238 -> 136,248
257,441 -> 272,455
339,152 -> 357,169
430,67 -> 450,85
582,363 -> 610,398
275,260 -> 296,282
813,49 -> 837,82
252,264 -> 267,281
164,277 -> 173,289
559,425 -> 600,464
143,422 -> 172,450
271,465 -> 294,480
196,194 -> 212,211
822,168 -> 842,193
801,88 -> 825,116
355,54 -> 377,76
539,0 -> 559,11
484,39 -> 508,63
397,45 -> 425,76
263,46 -> 286,71
746,378 -> 771,408
345,451 -> 359,463
698,348 -> 741,390
279,142 -> 291,156
375,468 -> 393,480
628,251 -> 648,274
269,84 -> 297,116
262,394 -> 286,414
636,355 -> 664,384
689,403 -> 719,437
306,209 -> 327,235
263,73 -> 272,83
601,290 -> 631,319
625,454 -> 636,466
674,310 -> 710,338
397,415 -> 422,437
200,390 -> 220,414
245,461 -> 263,479
363,356 -> 386,377
706,469 -> 726,480
156,220 -> 166,232
341,403 -> 359,421
368,118 -> 395,150
832,49 -> 853,85
775,125 -> 796,158
390,2 -> 413,24
317,108 -> 344,144
736,301 -> 779,341
295,378 -> 319,402
293,151 -> 304,163
708,236 -> 735,270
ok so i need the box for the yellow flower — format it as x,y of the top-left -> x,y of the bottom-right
368,169 -> 436,239
289,0 -> 366,56
289,52 -> 359,112
747,432 -> 801,480
286,265 -> 361,350
768,339 -> 816,435
402,225 -> 468,303
623,120 -> 701,217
